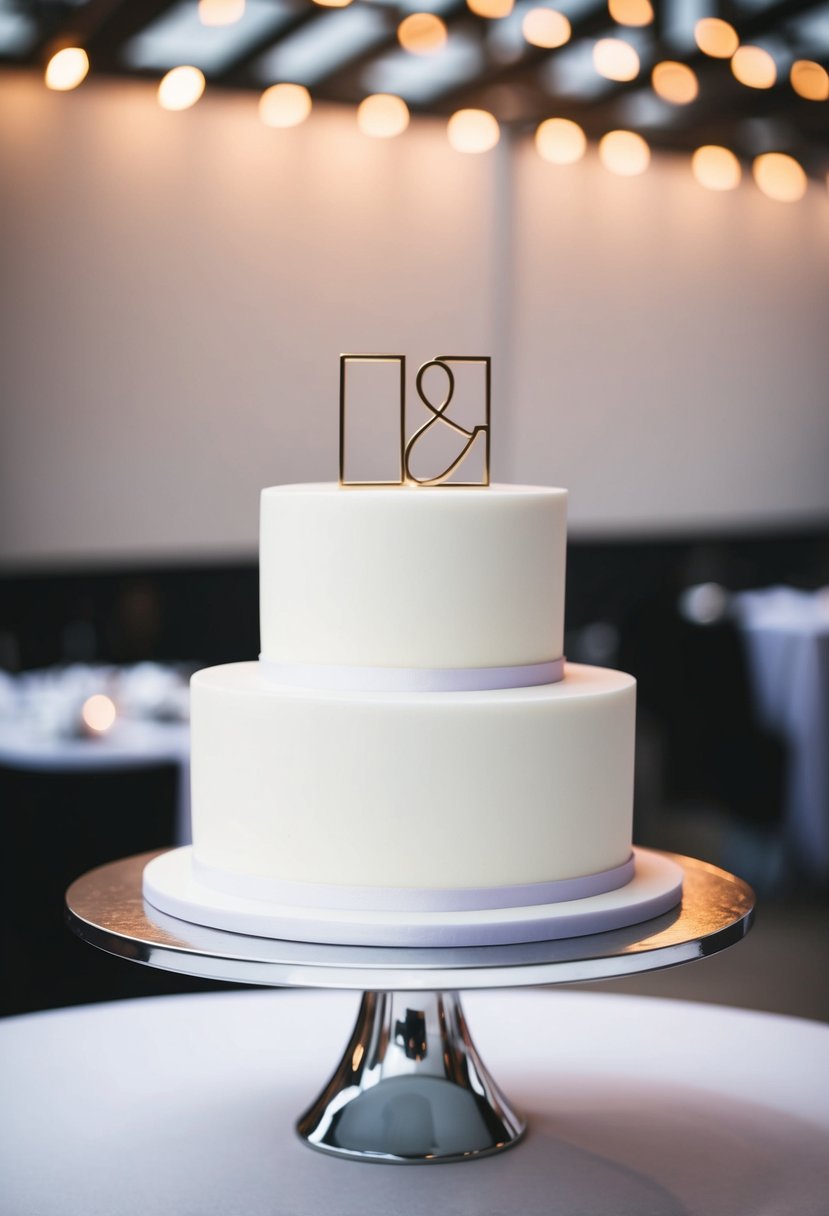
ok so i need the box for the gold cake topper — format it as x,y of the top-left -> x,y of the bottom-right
339,354 -> 491,487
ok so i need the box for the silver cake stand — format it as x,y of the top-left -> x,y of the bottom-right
65,849 -> 754,1166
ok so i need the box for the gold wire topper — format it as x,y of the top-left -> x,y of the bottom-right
339,354 -> 491,487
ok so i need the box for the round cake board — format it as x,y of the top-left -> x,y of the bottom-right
142,847 -> 683,948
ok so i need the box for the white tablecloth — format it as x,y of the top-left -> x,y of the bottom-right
736,587 -> 829,879
0,718 -> 192,843
2,989 -> 827,1215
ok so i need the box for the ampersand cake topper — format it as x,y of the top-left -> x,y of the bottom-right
339,354 -> 491,488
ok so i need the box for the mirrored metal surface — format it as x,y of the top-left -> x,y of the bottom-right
297,989 -> 525,1163
65,850 -> 754,991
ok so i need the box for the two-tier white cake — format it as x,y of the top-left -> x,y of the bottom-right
143,480 -> 683,945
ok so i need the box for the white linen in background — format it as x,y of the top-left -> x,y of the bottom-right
0,716 -> 192,842
0,663 -> 193,842
735,587 -> 829,880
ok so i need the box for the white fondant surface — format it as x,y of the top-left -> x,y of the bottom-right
142,846 -> 683,947
189,661 -> 636,891
259,483 -> 567,668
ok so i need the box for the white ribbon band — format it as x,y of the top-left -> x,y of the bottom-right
192,854 -> 636,914
258,656 -> 565,693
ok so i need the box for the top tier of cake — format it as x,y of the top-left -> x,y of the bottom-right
259,483 -> 567,669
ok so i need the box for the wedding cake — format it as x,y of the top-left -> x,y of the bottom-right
191,483 -> 636,893
143,361 -> 683,946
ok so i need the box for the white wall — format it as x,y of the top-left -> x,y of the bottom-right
1,70 -> 827,566
507,139 -> 829,534
0,74 -> 498,564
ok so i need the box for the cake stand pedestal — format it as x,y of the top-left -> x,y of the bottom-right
65,850 -> 754,1165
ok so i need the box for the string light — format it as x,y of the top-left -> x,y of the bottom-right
39,18 -> 819,203
397,13 -> 447,55
652,61 -> 698,105
198,0 -> 245,25
752,152 -> 807,202
608,0 -> 653,27
790,60 -> 829,102
598,129 -> 650,176
466,0 -> 514,18
357,93 -> 410,138
45,47 -> 89,91
447,108 -> 500,153
522,8 -> 571,50
694,18 -> 738,59
535,117 -> 586,164
158,66 -> 206,111
691,145 -> 741,192
593,38 -> 640,82
731,46 -> 776,90
259,83 -> 311,128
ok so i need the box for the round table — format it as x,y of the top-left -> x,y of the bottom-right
1,989 -> 827,1215
0,717 -> 191,842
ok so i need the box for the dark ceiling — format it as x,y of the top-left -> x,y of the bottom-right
2,0 -> 828,175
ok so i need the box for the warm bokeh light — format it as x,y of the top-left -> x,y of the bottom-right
158,66 -> 206,111
593,38 -> 640,82
535,117 -> 586,164
522,8 -> 571,49
447,108 -> 500,153
81,694 -> 117,734
398,12 -> 447,54
652,60 -> 698,105
259,83 -> 312,128
598,129 -> 650,176
608,0 -> 653,27
198,0 -> 245,25
44,47 -> 89,92
467,0 -> 514,17
790,60 -> 829,102
691,145 -> 741,192
731,46 -> 776,90
357,93 -> 410,138
311,0 -> 353,7
752,152 -> 808,202
694,17 -> 738,59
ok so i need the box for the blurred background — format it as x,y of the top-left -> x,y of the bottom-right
1,0 -> 828,1021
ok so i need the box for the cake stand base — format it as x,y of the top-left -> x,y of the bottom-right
297,989 -> 525,1162
65,850 -> 754,1166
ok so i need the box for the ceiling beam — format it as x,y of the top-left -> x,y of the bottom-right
0,0 -> 825,164
212,2 -> 320,88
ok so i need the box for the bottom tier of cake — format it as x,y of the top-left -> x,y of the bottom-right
189,661 -> 636,902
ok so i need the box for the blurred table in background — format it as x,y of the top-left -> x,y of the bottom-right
735,587 -> 829,883
0,662 -> 192,841
0,715 -> 191,841
0,663 -> 195,1014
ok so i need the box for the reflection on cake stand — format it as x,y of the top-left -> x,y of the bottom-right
65,850 -> 754,1165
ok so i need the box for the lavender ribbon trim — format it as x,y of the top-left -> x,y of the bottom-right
191,854 -> 636,913
258,656 -> 565,693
